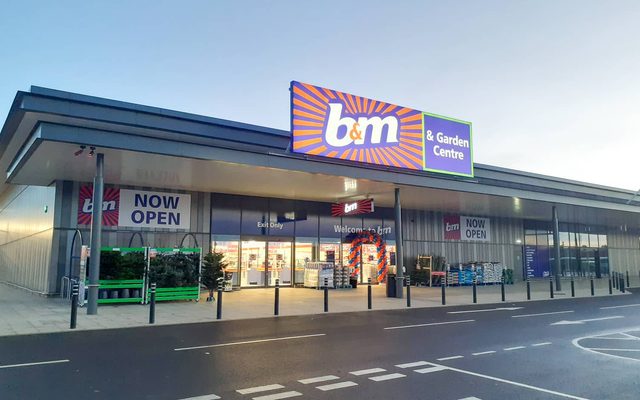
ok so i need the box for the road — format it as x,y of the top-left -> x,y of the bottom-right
2,291 -> 640,399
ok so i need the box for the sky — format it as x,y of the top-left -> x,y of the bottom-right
1,0 -> 639,191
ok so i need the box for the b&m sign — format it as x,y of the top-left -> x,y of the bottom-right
290,81 -> 473,177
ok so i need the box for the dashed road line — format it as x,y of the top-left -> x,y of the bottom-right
369,373 -> 406,382
252,391 -> 302,400
349,367 -> 386,376
504,346 -> 526,351
175,334 -> 325,351
600,303 -> 640,309
384,319 -> 475,330
437,355 -> 464,361
237,384 -> 284,395
512,310 -> 574,318
316,381 -> 358,391
531,342 -> 552,347
0,359 -> 70,369
178,395 -> 221,400
298,375 -> 339,384
414,365 -> 448,374
472,351 -> 496,356
396,361 -> 430,368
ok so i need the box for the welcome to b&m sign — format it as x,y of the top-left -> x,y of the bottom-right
290,81 -> 473,177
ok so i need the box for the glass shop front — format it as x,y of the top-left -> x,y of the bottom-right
211,194 -> 397,288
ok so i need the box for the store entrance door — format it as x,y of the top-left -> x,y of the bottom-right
240,239 -> 292,287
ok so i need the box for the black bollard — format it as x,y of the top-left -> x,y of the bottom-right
274,278 -> 280,316
626,271 -> 630,288
406,277 -> 411,307
590,278 -> 595,296
526,277 -> 531,300
614,272 -> 619,289
571,278 -> 575,298
70,283 -> 79,329
472,271 -> 477,304
621,276 -> 626,293
324,277 -> 329,312
441,275 -> 446,305
501,276 -> 505,302
216,278 -> 223,320
367,278 -> 372,310
549,276 -> 554,299
149,283 -> 156,324
609,276 -> 613,295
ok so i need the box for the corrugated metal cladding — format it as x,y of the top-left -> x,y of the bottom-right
0,185 -> 56,293
607,228 -> 640,277
402,209 -> 524,280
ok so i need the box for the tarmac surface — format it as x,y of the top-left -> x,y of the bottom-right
1,284 -> 640,399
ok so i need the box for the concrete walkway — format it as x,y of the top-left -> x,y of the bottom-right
0,277 -> 634,337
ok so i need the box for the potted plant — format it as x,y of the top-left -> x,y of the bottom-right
201,251 -> 227,301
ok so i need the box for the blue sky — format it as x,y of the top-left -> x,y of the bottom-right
1,0 -> 639,190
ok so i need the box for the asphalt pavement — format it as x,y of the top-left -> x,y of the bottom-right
2,290 -> 640,400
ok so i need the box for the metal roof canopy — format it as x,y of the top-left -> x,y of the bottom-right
1,86 -> 639,228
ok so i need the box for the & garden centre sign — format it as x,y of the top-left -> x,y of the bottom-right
290,81 -> 473,177
78,186 -> 191,229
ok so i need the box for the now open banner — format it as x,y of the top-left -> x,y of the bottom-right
78,186 -> 191,229
443,215 -> 491,242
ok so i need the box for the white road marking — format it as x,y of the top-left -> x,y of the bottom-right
384,319 -> 475,330
472,351 -> 496,356
531,342 -> 552,347
252,391 -> 302,400
0,359 -> 70,369
369,373 -> 406,382
448,307 -> 522,314
349,367 -> 386,376
551,316 -> 624,325
437,355 -> 464,361
236,384 -> 284,395
573,335 -> 640,362
175,334 -> 325,351
414,366 -> 448,374
298,375 -> 340,384
395,361 -> 430,368
459,397 -> 483,400
504,346 -> 526,351
178,395 -> 221,400
316,381 -> 358,391
588,348 -> 640,352
512,310 -> 574,318
600,303 -> 640,309
427,362 -> 589,399
582,336 -> 639,341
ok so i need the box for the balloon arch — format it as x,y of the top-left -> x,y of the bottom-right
347,230 -> 388,283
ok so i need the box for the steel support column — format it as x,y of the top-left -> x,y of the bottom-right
394,188 -> 404,299
552,206 -> 562,291
87,153 -> 104,315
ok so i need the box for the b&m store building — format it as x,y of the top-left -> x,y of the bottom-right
1,82 -> 639,295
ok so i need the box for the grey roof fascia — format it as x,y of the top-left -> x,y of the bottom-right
32,123 -> 640,214
29,86 -> 289,138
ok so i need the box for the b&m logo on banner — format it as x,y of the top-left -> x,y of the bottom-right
78,186 -> 190,229
290,81 -> 473,177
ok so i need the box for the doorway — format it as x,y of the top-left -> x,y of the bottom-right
240,239 -> 293,287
